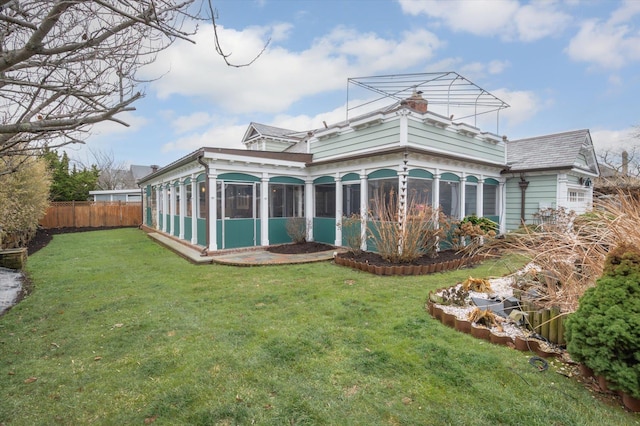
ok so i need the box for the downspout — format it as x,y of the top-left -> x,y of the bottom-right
139,184 -> 143,228
196,152 -> 209,254
518,174 -> 529,226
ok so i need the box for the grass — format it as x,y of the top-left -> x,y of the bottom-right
0,228 -> 638,425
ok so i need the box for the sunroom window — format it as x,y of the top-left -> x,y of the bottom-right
315,183 -> 335,218
269,184 -> 304,217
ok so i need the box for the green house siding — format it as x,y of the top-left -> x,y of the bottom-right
341,173 -> 360,182
173,216 -> 180,237
223,219 -> 257,249
269,218 -> 291,244
313,217 -> 335,244
407,121 -> 504,164
197,218 -> 207,246
184,217 -> 192,242
505,174 -> 558,230
312,120 -> 400,160
219,172 -> 260,182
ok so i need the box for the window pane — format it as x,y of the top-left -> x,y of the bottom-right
407,177 -> 432,211
225,184 -> 254,218
186,184 -> 192,217
483,184 -> 497,215
465,184 -> 477,216
175,188 -> 180,215
197,181 -> 206,219
439,181 -> 460,217
368,178 -> 398,215
270,184 -> 284,217
342,183 -> 361,216
270,184 -> 304,217
315,183 -> 335,218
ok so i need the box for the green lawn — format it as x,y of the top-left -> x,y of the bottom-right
1,229 -> 637,425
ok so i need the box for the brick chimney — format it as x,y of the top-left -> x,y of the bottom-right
401,89 -> 428,113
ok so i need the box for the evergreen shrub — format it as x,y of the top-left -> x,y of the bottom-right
565,243 -> 640,398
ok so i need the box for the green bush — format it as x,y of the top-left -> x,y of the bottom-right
450,215 -> 497,251
565,243 -> 640,398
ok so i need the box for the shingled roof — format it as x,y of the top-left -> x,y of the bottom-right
506,129 -> 598,174
242,122 -> 307,143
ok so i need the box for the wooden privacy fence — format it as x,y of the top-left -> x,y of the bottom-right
40,201 -> 142,229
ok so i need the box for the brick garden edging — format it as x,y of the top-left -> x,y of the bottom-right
334,254 -> 482,276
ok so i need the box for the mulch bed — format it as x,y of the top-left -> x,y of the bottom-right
266,241 -> 467,267
338,249 -> 465,267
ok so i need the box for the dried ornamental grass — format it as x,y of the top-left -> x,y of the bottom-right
482,190 -> 640,313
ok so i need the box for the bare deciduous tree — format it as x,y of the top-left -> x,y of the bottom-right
0,0 -> 268,176
598,143 -> 640,177
75,148 -> 134,190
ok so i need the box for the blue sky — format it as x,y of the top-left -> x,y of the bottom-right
77,0 -> 640,168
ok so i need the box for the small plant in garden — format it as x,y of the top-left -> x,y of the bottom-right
462,276 -> 493,293
367,189 -> 453,263
565,242 -> 640,399
467,307 -> 503,331
285,217 -> 307,243
340,214 -> 362,254
451,215 -> 497,252
440,286 -> 469,307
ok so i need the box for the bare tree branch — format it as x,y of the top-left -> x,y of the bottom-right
208,0 -> 270,68
0,1 -> 266,174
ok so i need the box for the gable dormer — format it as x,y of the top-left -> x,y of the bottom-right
241,122 -> 304,152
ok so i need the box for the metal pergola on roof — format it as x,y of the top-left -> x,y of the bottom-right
346,72 -> 510,133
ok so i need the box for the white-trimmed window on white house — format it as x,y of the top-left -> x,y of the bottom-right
568,190 -> 586,203
315,183 -> 336,218
269,184 -> 304,217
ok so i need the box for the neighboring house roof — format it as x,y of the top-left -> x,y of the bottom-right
506,129 -> 599,175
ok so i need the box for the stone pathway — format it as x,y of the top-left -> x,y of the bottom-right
211,247 -> 344,266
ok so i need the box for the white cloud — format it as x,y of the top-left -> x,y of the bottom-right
591,127 -> 639,154
161,123 -> 247,153
565,18 -> 640,69
397,0 -> 570,42
513,2 -> 572,42
171,112 -> 215,134
484,88 -> 543,134
143,23 -> 442,115
459,60 -> 511,79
